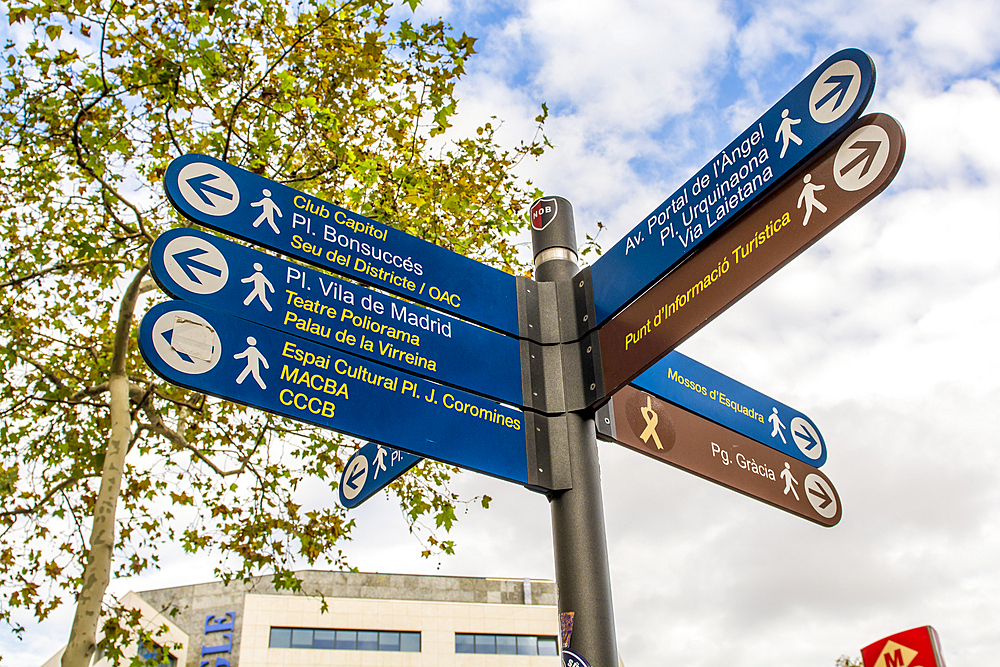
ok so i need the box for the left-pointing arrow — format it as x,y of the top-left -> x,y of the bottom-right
158,234 -> 229,296
172,247 -> 224,284
185,172 -> 236,205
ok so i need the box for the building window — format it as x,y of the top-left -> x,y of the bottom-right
455,633 -> 559,656
269,627 -> 420,652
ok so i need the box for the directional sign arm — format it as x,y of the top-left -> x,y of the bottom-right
139,300 -> 571,492
587,48 -> 876,328
628,350 -> 827,466
164,153 -> 522,336
596,386 -> 842,527
597,113 -> 905,399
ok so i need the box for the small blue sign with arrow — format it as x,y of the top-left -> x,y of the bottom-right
339,442 -> 421,509
630,351 -> 827,467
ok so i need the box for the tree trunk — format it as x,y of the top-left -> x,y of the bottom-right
62,267 -> 148,667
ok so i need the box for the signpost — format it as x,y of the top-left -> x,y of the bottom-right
138,300 -> 564,491
596,384 -> 841,527
150,227 -> 524,406
632,351 -> 826,466
138,46 -> 908,667
861,626 -> 946,667
598,113 -> 905,395
586,48 -> 876,326
164,154 -> 521,336
339,442 -> 421,509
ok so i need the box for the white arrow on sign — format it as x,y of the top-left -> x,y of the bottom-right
790,417 -> 823,461
808,58 -> 863,124
833,123 -> 891,191
176,162 -> 240,217
163,235 -> 229,295
342,454 -> 369,501
804,473 -> 838,519
150,310 -> 222,375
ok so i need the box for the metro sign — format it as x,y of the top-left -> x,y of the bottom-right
861,626 -> 946,667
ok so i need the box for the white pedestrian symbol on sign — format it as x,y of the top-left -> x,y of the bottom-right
797,174 -> 827,226
373,445 -> 388,480
768,407 -> 787,444
775,109 -> 802,159
781,462 -> 800,501
234,336 -> 269,389
241,263 -> 274,311
250,188 -> 282,234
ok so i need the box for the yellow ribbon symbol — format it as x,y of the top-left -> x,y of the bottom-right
639,395 -> 663,449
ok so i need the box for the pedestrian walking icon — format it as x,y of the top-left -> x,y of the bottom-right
250,189 -> 282,234
781,462 -> 800,501
234,336 -> 269,390
797,174 -> 827,226
775,109 -> 802,159
768,407 -> 787,444
241,263 -> 274,311
373,445 -> 388,479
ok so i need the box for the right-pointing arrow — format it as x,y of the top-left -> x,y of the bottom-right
839,139 -> 882,179
808,481 -> 834,510
815,74 -> 854,112
794,427 -> 819,451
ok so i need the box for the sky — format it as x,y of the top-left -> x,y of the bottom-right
9,0 -> 1000,665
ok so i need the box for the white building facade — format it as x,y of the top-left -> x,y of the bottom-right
45,571 -> 561,667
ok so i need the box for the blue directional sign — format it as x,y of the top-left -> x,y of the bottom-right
588,48 -> 875,325
138,300 -> 536,487
339,442 -> 421,509
631,351 -> 826,467
163,154 -> 520,336
150,228 -> 524,406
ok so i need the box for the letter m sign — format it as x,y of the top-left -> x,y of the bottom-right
860,626 -> 946,667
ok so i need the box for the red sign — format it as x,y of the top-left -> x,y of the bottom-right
861,626 -> 945,667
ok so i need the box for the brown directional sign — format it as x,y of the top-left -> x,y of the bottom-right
596,384 -> 842,527
599,113 -> 906,395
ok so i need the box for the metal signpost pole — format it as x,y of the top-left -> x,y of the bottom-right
530,197 -> 618,667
